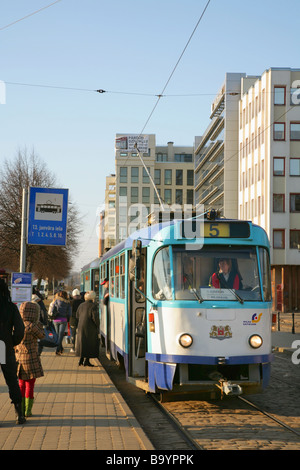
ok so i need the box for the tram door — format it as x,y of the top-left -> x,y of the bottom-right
128,246 -> 147,379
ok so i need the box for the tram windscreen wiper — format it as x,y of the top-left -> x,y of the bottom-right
227,288 -> 244,304
190,288 -> 204,303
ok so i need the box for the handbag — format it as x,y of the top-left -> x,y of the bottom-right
40,322 -> 58,348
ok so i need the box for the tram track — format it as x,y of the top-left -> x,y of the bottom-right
150,394 -> 204,451
237,395 -> 300,438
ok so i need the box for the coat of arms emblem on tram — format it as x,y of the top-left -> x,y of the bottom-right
209,325 -> 232,340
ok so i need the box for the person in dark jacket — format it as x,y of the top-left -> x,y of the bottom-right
70,289 -> 84,353
48,290 -> 71,355
0,279 -> 26,424
76,291 -> 99,367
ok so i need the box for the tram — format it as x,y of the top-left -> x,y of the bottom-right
99,213 -> 273,399
80,258 -> 100,298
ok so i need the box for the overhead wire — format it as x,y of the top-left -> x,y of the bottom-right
77,0 -> 212,263
0,0 -> 63,32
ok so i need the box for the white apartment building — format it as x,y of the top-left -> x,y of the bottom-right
102,173 -> 116,253
239,68 -> 300,312
114,134 -> 194,244
194,73 -> 246,218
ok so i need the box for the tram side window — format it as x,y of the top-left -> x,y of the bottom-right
109,259 -> 115,298
152,247 -> 172,300
115,256 -> 120,298
120,254 -> 125,299
259,247 -> 271,301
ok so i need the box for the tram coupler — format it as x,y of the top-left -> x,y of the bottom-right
217,379 -> 243,397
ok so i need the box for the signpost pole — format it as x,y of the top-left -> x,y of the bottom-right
20,187 -> 28,272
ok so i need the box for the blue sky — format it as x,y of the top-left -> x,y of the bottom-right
0,0 -> 299,273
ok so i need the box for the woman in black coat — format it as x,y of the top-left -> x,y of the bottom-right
75,291 -> 99,367
0,279 -> 26,424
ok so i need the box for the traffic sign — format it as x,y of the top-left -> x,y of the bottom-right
27,187 -> 69,246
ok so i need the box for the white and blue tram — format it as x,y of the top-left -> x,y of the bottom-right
99,216 -> 273,398
80,258 -> 100,297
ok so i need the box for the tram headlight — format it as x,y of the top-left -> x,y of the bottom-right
179,333 -> 193,348
249,334 -> 263,349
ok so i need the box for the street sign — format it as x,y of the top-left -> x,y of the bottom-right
11,272 -> 32,303
27,187 -> 69,246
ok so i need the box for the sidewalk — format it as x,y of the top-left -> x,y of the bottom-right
0,345 -> 154,451
272,331 -> 300,351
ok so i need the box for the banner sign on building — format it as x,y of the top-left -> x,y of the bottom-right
27,187 -> 69,246
115,134 -> 149,153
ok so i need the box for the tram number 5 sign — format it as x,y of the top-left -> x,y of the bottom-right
27,187 -> 69,246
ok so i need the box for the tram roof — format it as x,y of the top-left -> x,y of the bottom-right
81,257 -> 101,271
101,221 -> 176,262
100,218 -> 269,263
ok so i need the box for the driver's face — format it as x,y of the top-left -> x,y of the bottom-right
219,260 -> 230,273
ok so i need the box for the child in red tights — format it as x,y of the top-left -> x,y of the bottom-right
15,302 -> 44,417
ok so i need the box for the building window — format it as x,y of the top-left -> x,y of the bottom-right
274,86 -> 286,105
273,157 -> 285,176
164,189 -> 172,204
154,188 -> 161,205
176,170 -> 183,185
290,193 -> 300,212
290,158 -> 300,176
273,194 -> 285,212
131,187 -> 138,203
143,167 -> 150,184
290,87 -> 300,105
142,187 -> 150,204
273,229 -> 285,249
156,153 -> 167,162
154,169 -> 161,185
290,122 -> 300,140
120,167 -> 127,183
175,189 -> 183,204
290,230 -> 300,249
119,187 -> 127,197
274,122 -> 285,141
175,153 -> 193,162
187,170 -> 194,186
186,189 -> 193,205
131,167 -> 139,183
164,169 -> 172,185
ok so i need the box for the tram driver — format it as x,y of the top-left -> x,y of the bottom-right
210,258 -> 242,290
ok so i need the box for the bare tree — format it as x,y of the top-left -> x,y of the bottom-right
0,148 -> 81,278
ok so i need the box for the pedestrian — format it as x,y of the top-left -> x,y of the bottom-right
48,290 -> 71,355
101,278 -> 109,306
70,288 -> 84,353
32,290 -> 48,325
15,301 -> 45,418
76,291 -> 99,367
0,279 -> 26,424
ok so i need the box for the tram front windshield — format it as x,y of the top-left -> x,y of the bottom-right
152,246 -> 271,302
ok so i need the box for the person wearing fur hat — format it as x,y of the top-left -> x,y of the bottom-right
76,291 -> 99,367
15,301 -> 45,418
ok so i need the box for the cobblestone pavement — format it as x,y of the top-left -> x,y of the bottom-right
163,349 -> 300,450
100,348 -> 300,451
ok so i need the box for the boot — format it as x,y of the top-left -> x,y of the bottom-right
83,359 -> 94,367
25,398 -> 34,417
78,357 -> 84,366
14,402 -> 26,425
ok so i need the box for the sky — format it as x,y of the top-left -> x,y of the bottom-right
0,0 -> 299,274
